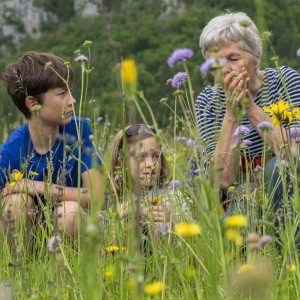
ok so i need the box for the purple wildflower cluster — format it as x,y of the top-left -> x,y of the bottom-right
184,157 -> 202,188
167,48 -> 194,68
89,99 -> 96,104
257,121 -> 274,134
138,128 -> 151,136
169,179 -> 181,189
297,48 -> 300,57
97,116 -> 104,122
171,72 -> 187,88
177,137 -> 187,142
234,126 -> 250,137
160,222 -> 170,237
257,235 -> 273,249
48,236 -> 62,253
288,127 -> 300,143
200,57 -> 227,76
74,55 -> 88,62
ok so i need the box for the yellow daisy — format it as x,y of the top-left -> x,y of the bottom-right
225,215 -> 247,227
174,223 -> 201,237
144,281 -> 164,294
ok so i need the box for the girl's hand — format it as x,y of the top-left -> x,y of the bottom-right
147,204 -> 172,226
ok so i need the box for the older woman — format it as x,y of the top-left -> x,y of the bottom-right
195,12 -> 300,192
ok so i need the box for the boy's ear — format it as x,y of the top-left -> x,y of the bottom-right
25,96 -> 38,109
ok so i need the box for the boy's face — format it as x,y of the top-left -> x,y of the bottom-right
38,87 -> 76,126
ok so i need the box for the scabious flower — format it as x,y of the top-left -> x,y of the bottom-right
257,235 -> 273,249
297,48 -> 300,57
237,264 -> 255,274
144,281 -> 164,294
200,57 -> 227,76
89,99 -> 96,104
160,222 -> 170,237
169,180 -> 181,189
106,246 -> 119,252
177,137 -> 187,142
234,126 -> 250,137
74,55 -> 88,62
171,72 -> 187,88
187,138 -> 194,146
97,116 -> 104,122
225,215 -> 247,227
107,122 -> 111,127
257,121 -> 274,134
138,128 -> 151,136
98,147 -> 103,153
167,48 -> 194,68
86,118 -> 91,123
174,223 -> 201,237
288,127 -> 300,143
48,236 -> 62,253
263,98 -> 290,127
241,139 -> 252,147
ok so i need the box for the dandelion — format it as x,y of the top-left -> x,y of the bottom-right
169,180 -> 181,189
167,48 -> 194,68
187,138 -> 194,146
48,236 -> 62,253
74,55 -> 88,62
144,281 -> 164,294
237,264 -> 255,274
30,171 -> 39,176
160,222 -> 170,237
8,182 -> 16,187
225,215 -> 247,227
234,126 -> 250,137
14,172 -> 23,180
225,229 -> 243,245
287,264 -> 297,272
105,267 -> 114,279
171,72 -> 187,88
200,57 -> 227,76
106,246 -> 119,252
166,156 -> 172,162
121,247 -> 127,251
121,59 -> 137,83
174,223 -> 201,237
152,195 -> 162,205
257,235 -> 273,248
177,137 -> 187,142
257,121 -> 274,134
263,98 -> 290,127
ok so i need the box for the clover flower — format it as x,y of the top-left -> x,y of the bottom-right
288,127 -> 300,143
74,55 -> 88,62
174,223 -> 201,237
160,222 -> 170,237
200,57 -> 227,76
263,98 -> 290,127
234,126 -> 250,137
144,281 -> 164,294
257,121 -> 274,134
171,72 -> 187,88
177,137 -> 187,142
167,48 -> 194,68
225,215 -> 247,227
297,48 -> 300,57
48,236 -> 62,253
169,180 -> 181,189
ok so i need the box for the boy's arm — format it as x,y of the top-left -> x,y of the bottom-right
1,168 -> 101,209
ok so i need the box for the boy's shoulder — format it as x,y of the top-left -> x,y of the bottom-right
2,123 -> 29,151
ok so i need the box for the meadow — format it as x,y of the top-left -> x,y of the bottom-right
1,30 -> 300,300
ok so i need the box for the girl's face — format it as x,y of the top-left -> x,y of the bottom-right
128,136 -> 162,188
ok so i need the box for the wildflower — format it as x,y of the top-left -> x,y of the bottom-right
288,127 -> 300,143
105,267 -> 114,279
14,172 -> 23,180
246,232 -> 260,242
152,195 -> 162,204
166,156 -> 172,162
225,215 -> 247,227
167,48 -> 194,68
97,116 -> 104,122
234,126 -> 250,137
98,147 -> 103,153
161,222 -> 170,237
138,128 -> 151,136
9,182 -> 16,187
200,57 -> 227,76
287,264 -> 297,272
263,98 -> 290,127
171,72 -> 187,88
257,121 -> 274,134
257,235 -> 273,248
237,264 -> 255,274
121,247 -> 127,251
144,281 -> 164,294
86,118 -> 91,123
187,138 -> 194,146
121,59 -> 137,83
48,236 -> 62,253
89,99 -> 96,104
107,122 -> 111,127
194,169 -> 202,176
115,175 -> 122,181
106,246 -> 119,252
169,180 -> 181,189
174,223 -> 201,237
177,137 -> 187,142
74,55 -> 88,62
297,48 -> 300,57
225,229 -> 243,245
166,78 -> 172,85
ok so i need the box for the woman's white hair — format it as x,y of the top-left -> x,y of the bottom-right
199,12 -> 262,59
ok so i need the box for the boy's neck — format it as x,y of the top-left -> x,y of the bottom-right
28,118 -> 60,155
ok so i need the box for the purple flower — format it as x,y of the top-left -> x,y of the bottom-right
97,116 -> 104,122
85,118 -> 91,123
257,235 -> 273,249
74,55 -> 88,62
48,236 -> 61,253
200,58 -> 227,75
194,169 -> 202,176
104,190 -> 109,201
177,137 -> 187,142
160,222 -> 170,237
138,128 -> 151,136
234,126 -> 250,137
297,48 -> 300,57
107,122 -> 111,127
241,139 -> 252,147
167,48 -> 194,68
89,99 -> 96,104
115,175 -> 122,181
288,127 -> 300,143
257,121 -> 274,134
171,72 -> 187,88
187,138 -> 194,147
98,147 -> 103,153
169,180 -> 181,189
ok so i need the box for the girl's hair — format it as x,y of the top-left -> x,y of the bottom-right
110,124 -> 169,198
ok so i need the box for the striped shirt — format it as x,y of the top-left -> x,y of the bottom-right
195,66 -> 300,170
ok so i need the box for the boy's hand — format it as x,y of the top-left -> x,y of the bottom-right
1,179 -> 43,198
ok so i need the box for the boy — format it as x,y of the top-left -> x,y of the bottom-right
0,51 -> 101,235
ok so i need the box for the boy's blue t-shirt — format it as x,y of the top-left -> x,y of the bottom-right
0,117 -> 101,189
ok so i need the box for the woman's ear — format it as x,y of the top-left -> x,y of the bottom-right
25,96 -> 38,110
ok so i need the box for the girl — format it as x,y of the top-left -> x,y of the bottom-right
109,124 -> 190,227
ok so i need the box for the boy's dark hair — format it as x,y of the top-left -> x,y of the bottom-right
1,51 -> 74,119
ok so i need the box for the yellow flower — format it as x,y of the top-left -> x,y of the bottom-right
106,246 -> 119,252
30,171 -> 39,176
121,246 -> 127,251
292,108 -> 300,120
225,229 -> 243,245
182,147 -> 187,151
287,264 -> 297,272
237,264 -> 255,274
105,267 -> 114,279
9,182 -> 16,187
174,223 -> 201,237
263,98 -> 290,127
225,215 -> 247,227
144,281 -> 164,294
166,156 -> 172,162
121,59 -> 137,84
14,172 -> 23,180
152,195 -> 162,205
